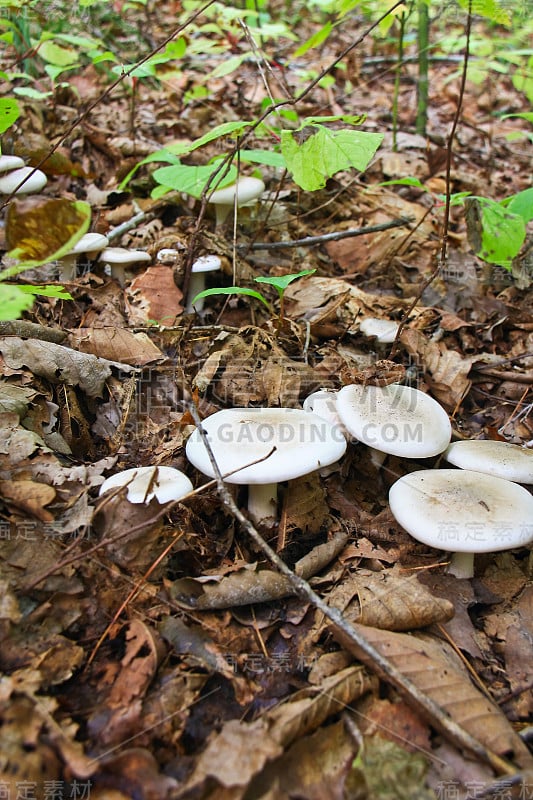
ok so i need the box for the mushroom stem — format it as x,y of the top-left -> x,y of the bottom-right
186,271 -> 207,312
58,253 -> 78,282
247,483 -> 278,525
448,551 -> 475,579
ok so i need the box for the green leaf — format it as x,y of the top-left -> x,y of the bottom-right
190,286 -> 271,310
38,40 -> 79,66
174,120 -> 256,155
379,177 -> 428,190
456,0 -> 511,26
255,268 -> 316,296
17,284 -> 73,299
0,97 -> 20,133
281,125 -> 383,191
464,197 -> 525,267
501,112 -> 533,124
117,148 -> 181,189
152,163 -> 238,199
238,149 -> 286,168
0,284 -> 35,320
293,22 -> 333,58
502,187 -> 533,224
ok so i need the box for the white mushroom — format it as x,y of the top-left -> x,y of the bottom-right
98,246 -> 151,286
0,166 -> 47,195
336,383 -> 451,459
302,389 -> 351,441
359,317 -> 400,344
444,440 -> 533,484
208,176 -> 265,228
0,155 -> 25,173
389,468 -> 533,578
186,407 -> 347,525
57,232 -> 109,282
99,466 -> 193,504
186,254 -> 222,313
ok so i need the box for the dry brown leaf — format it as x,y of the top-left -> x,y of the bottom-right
332,623 -> 533,768
399,327 -> 473,410
0,479 -> 55,522
283,473 -> 328,536
68,327 -> 164,366
326,568 -> 455,631
126,265 -> 183,325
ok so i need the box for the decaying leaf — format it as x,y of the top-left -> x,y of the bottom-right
5,196 -> 91,267
332,623 -> 533,768
68,327 -> 164,366
0,479 -> 56,522
0,337 -> 136,397
126,265 -> 184,325
325,567 -> 455,631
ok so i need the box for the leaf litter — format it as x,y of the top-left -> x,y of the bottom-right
1,3 -> 533,799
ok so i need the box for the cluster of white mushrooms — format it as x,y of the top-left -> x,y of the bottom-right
100,374 -> 533,581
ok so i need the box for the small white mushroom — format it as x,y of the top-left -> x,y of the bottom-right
389,468 -> 533,578
186,254 -> 222,313
57,232 -> 109,282
359,317 -> 400,344
98,246 -> 151,286
302,389 -> 351,441
0,155 -> 25,173
444,439 -> 533,484
99,466 -> 193,504
208,176 -> 265,228
0,166 -> 47,195
186,407 -> 347,525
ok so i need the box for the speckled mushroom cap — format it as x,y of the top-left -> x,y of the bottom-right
336,383 -> 451,458
186,407 -> 347,484
389,468 -> 533,577
99,466 -> 192,504
444,440 -> 533,484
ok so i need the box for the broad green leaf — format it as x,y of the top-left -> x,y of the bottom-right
3,198 -> 91,275
255,269 -> 316,295
153,163 -> 238,199
175,120 -> 255,155
209,54 -> 249,79
281,125 -> 383,191
0,97 -> 19,133
503,187 -> 533,224
457,0 -> 511,26
0,284 -> 35,320
301,114 -> 366,126
190,286 -> 271,310
238,149 -> 286,168
464,197 -> 525,267
118,148 -> 181,189
38,40 -> 79,66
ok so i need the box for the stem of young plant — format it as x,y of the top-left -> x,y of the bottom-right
392,10 -> 406,152
415,0 -> 429,136
389,0 -> 473,359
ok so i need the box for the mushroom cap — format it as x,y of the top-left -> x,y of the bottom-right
191,255 -> 222,273
336,383 -> 451,457
99,466 -> 193,504
99,247 -> 151,265
389,468 -> 533,554
359,317 -> 399,344
444,440 -> 533,484
70,232 -> 109,255
209,176 -> 265,207
0,155 -> 25,173
0,166 -> 47,194
186,407 -> 347,485
302,389 -> 351,440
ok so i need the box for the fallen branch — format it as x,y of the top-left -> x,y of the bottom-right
238,217 -> 413,251
187,400 -> 518,777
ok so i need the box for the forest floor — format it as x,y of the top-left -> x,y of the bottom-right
0,3 -> 532,799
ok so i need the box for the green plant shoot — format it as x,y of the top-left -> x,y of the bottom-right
190,269 -> 316,327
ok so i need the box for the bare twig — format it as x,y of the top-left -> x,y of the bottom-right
237,217 -> 413,251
